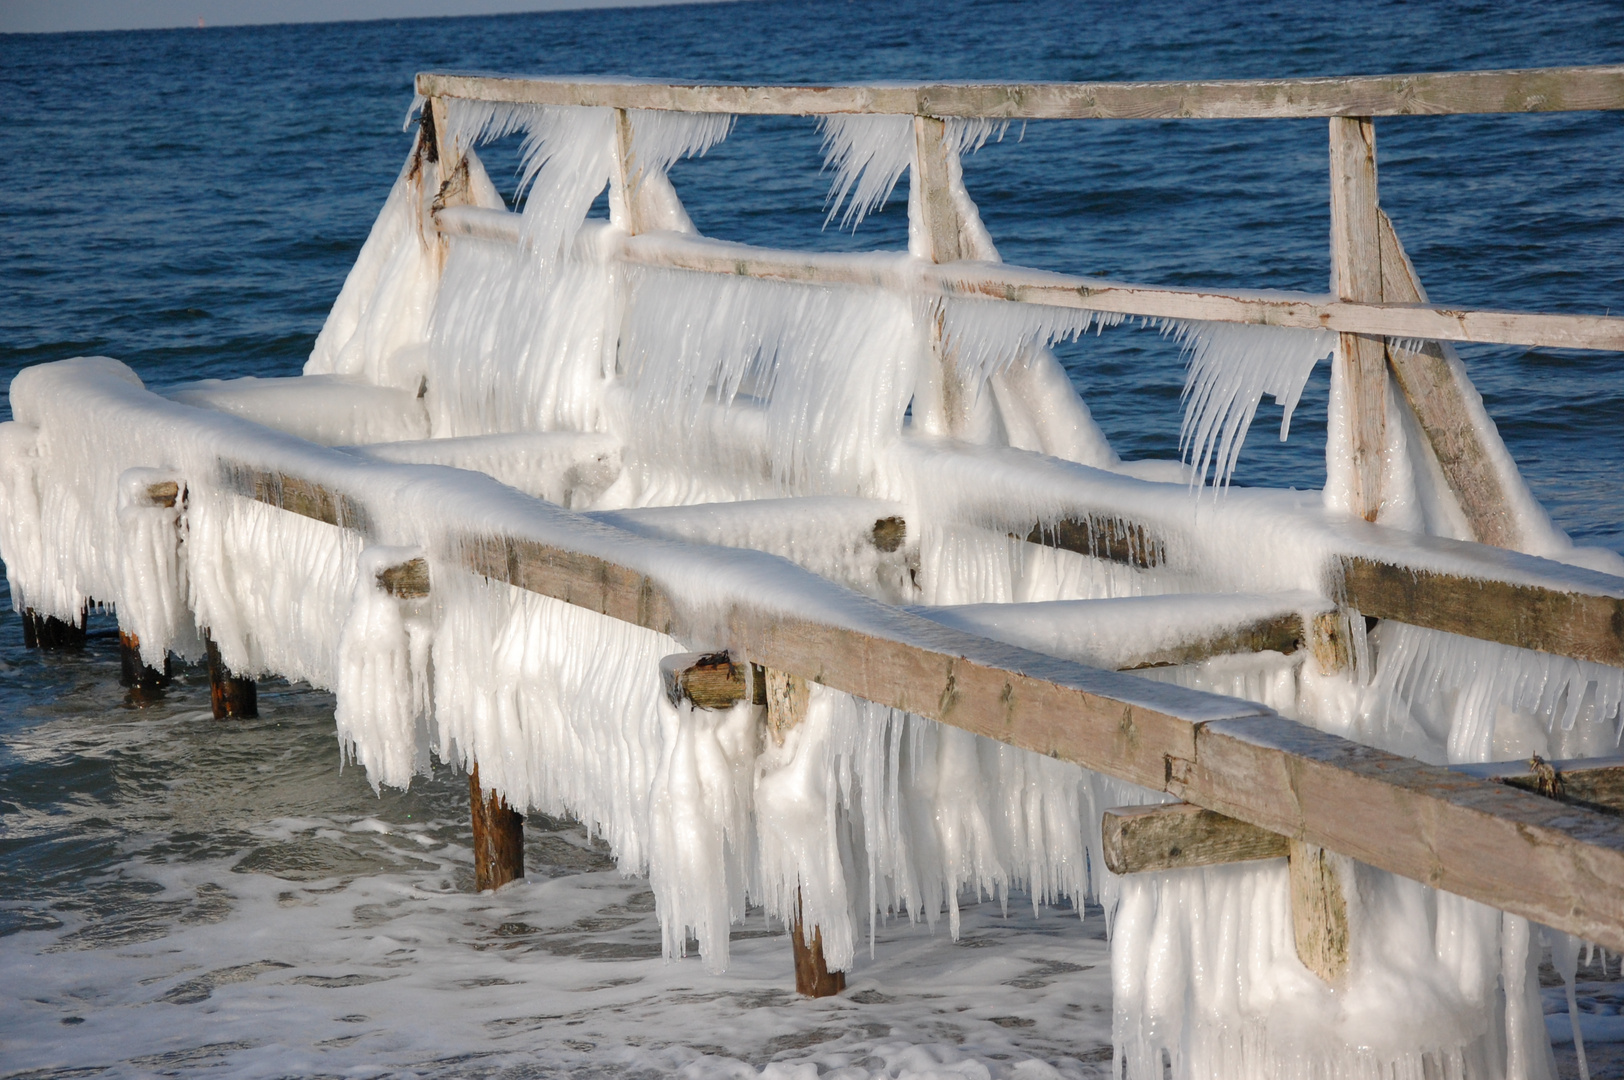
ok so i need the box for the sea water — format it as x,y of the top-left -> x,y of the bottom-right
3,0 -> 1624,1076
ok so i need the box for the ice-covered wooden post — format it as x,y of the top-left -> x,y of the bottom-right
765,668 -> 847,998
1295,114 -> 1381,983
911,115 -> 993,440
118,478 -> 179,698
1329,116 -> 1386,523
660,651 -> 846,996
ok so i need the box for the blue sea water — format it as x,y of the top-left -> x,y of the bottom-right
1,2 -> 1622,1076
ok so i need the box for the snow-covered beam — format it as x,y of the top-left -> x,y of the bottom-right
417,65 -> 1624,120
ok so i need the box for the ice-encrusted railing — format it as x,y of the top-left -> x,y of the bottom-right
7,63 -> 1624,1080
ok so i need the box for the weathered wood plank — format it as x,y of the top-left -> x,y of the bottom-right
765,668 -> 809,746
430,210 -> 1624,352
1329,116 -> 1386,523
1171,716 -> 1624,950
1339,555 -> 1624,667
1102,802 -> 1289,873
1289,840 -> 1352,982
1119,612 -> 1307,670
1021,516 -> 1166,569
1377,210 -> 1521,548
417,65 -> 1624,120
224,465 -> 372,532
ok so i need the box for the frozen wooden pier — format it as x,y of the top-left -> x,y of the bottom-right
5,62 -> 1624,1079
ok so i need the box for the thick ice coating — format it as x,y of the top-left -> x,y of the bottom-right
4,99 -> 1620,1080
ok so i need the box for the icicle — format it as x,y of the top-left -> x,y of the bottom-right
627,108 -> 733,176
937,295 -> 1120,388
818,114 -> 914,229
1168,320 -> 1335,488
1548,928 -> 1592,1080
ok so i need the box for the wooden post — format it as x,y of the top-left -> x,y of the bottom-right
204,636 -> 257,719
119,631 -> 170,699
1328,116 -> 1386,523
763,667 -> 846,996
791,894 -> 846,998
1289,840 -> 1351,983
22,607 -> 86,649
469,762 -> 524,891
912,114 -> 995,440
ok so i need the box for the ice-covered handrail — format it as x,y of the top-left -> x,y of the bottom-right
417,65 -> 1624,120
436,206 -> 1624,353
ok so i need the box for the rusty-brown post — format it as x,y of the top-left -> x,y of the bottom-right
470,763 -> 524,891
119,631 -> 171,700
791,894 -> 847,998
204,636 -> 257,719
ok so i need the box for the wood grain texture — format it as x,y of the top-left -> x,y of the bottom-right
1329,117 -> 1386,522
417,66 -> 1624,120
1101,802 -> 1289,873
660,651 -> 751,710
765,668 -> 810,746
1340,555 -> 1624,667
431,210 -> 1624,352
375,557 -> 431,600
1377,210 -> 1520,548
1289,840 -> 1351,982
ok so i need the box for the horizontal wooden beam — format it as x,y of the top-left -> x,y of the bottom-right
418,65 -> 1624,120
1102,801 -> 1288,873
435,211 -> 1624,354
1453,755 -> 1624,815
1340,555 -> 1624,668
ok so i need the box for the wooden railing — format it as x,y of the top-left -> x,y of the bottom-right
223,459 -> 1624,954
419,63 -> 1623,538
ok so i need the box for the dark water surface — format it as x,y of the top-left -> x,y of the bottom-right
1,3 -> 1623,1075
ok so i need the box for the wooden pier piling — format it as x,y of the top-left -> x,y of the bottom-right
118,631 -> 171,699
469,763 -> 524,891
204,637 -> 257,719
22,607 -> 86,649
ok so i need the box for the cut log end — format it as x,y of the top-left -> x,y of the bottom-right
661,650 -> 750,710
376,556 -> 431,599
470,764 -> 524,892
